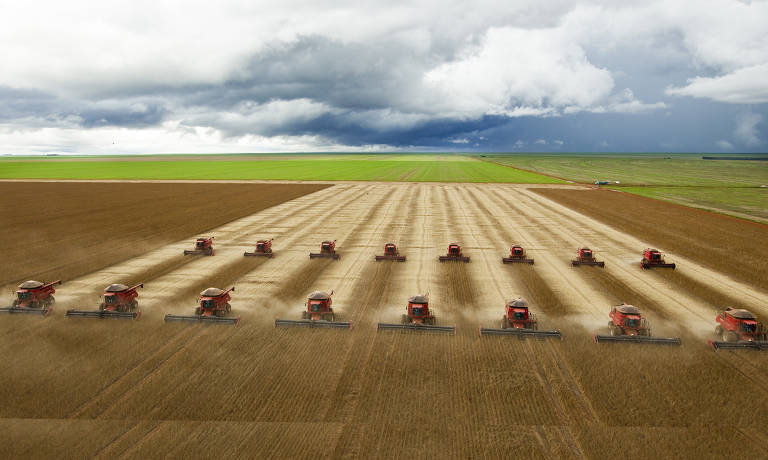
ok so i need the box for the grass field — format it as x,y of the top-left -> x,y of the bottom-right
484,154 -> 768,221
0,157 -> 562,183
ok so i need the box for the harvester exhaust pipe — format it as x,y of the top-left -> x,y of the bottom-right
274,319 -> 352,329
479,327 -> 561,339
376,323 -> 456,334
593,335 -> 682,345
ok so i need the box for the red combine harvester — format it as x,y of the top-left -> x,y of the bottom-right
244,239 -> 274,258
275,290 -> 351,328
502,245 -> 534,264
164,286 -> 239,324
184,236 -> 215,256
0,280 -> 61,316
571,247 -> 605,267
66,283 -> 143,319
309,240 -> 340,260
377,294 -> 455,333
375,243 -> 406,262
479,297 -> 561,338
439,243 -> 470,262
709,307 -> 768,350
594,304 -> 681,345
641,248 -> 675,269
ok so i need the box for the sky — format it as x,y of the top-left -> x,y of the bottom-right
1,0 -> 767,154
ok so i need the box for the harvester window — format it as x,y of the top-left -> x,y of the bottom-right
513,312 -> 525,320
411,307 -> 423,316
651,253 -> 660,260
17,291 -> 30,300
310,303 -> 323,312
514,249 -> 522,255
742,323 -> 756,333
450,247 -> 459,254
201,300 -> 214,309
625,318 -> 639,328
196,241 -> 205,248
105,296 -> 117,304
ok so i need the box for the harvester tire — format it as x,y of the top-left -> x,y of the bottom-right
215,310 -> 224,317
225,303 -> 231,312
302,311 -> 309,319
501,316 -> 508,329
401,314 -> 408,324
195,307 -> 201,316
715,325 -> 724,335
724,331 -> 739,342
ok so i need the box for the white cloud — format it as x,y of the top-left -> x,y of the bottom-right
450,138 -> 470,144
666,64 -> 768,104
535,139 -> 547,145
717,140 -> 734,150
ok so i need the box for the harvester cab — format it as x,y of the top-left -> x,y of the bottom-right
571,247 -> 605,267
479,297 -> 561,338
309,240 -> 340,260
594,304 -> 681,345
375,243 -> 406,261
502,245 -> 534,264
641,248 -> 675,269
439,243 -> 470,262
164,286 -> 240,325
66,283 -> 143,319
710,307 -> 768,350
0,280 -> 61,316
275,289 -> 351,329
244,238 -> 274,257
184,236 -> 214,256
377,294 -> 455,333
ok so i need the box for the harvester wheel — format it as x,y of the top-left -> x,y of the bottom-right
130,300 -> 138,311
195,307 -> 201,316
724,331 -> 739,342
47,296 -> 55,305
401,314 -> 408,324
610,326 -> 622,336
302,311 -> 309,319
225,303 -> 231,313
215,309 -> 224,317
714,325 -> 723,335
99,303 -> 106,311
501,316 -> 508,329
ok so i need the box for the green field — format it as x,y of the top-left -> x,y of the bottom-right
483,154 -> 768,222
0,157 -> 562,183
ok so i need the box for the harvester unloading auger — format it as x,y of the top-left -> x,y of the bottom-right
309,240 -> 340,260
377,294 -> 456,334
244,239 -> 274,258
184,236 -> 215,256
709,307 -> 768,350
593,304 -> 681,345
0,280 -> 61,316
164,286 -> 240,325
66,283 -> 143,319
275,290 -> 351,329
479,297 -> 561,338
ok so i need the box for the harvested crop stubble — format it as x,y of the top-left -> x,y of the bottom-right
532,188 -> 768,290
0,182 -> 329,286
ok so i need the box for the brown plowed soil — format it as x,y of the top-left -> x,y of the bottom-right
1,182 -> 767,458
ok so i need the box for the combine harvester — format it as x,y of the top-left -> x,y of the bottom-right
164,286 -> 239,324
0,280 -> 61,316
309,240 -> 340,260
244,239 -> 274,258
377,294 -> 455,334
479,297 -> 560,339
184,236 -> 215,256
374,243 -> 406,262
709,307 -> 768,350
275,290 -> 351,329
502,245 -> 534,264
571,247 -> 605,267
594,304 -> 681,345
66,283 -> 143,319
439,243 -> 470,263
640,248 -> 675,269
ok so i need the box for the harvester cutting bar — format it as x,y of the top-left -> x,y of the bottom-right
375,255 -> 406,262
641,262 -> 676,269
376,323 -> 456,334
709,340 -> 768,351
244,251 -> 273,258
479,327 -> 561,339
184,249 -> 213,256
65,309 -> 141,319
274,319 -> 351,329
309,253 -> 340,260
502,257 -> 534,264
163,314 -> 240,325
0,306 -> 52,316
593,335 -> 681,345
438,256 -> 470,262
572,260 -> 605,267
